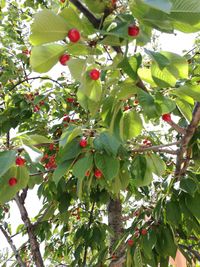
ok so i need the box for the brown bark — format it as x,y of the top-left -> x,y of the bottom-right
107,198 -> 125,267
15,193 -> 44,267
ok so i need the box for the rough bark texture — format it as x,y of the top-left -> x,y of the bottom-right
107,198 -> 125,267
15,194 -> 44,267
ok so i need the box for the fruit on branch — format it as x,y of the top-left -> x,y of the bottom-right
94,169 -> 102,179
16,157 -> 26,166
124,105 -> 131,111
39,100 -> 45,106
33,105 -> 40,112
8,177 -> 18,186
141,228 -> 147,236
127,239 -> 134,246
162,113 -> 172,122
128,25 -> 140,37
133,99 -> 139,105
49,144 -> 54,151
59,54 -> 70,65
66,97 -> 74,103
79,138 -> 87,148
60,0 -> 65,3
89,69 -> 100,80
68,29 -> 80,43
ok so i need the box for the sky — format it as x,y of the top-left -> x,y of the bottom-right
0,31 -> 197,264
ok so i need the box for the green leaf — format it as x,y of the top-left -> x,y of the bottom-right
143,0 -> 172,13
176,98 -> 193,122
138,67 -> 157,87
134,246 -> 143,267
185,192 -> 200,219
0,166 -> 29,204
0,150 -> 16,177
145,49 -> 170,69
94,132 -> 121,156
141,230 -> 157,259
145,153 -> 166,176
57,138 -> 82,163
20,134 -> 51,145
67,59 -> 86,81
155,93 -> 176,114
116,83 -> 138,100
72,154 -> 93,179
119,162 -> 131,190
174,85 -> 200,102
66,43 -> 102,56
180,177 -> 197,196
120,110 -> 143,140
22,144 -> 43,163
52,160 -> 74,185
131,155 -> 153,187
30,10 -> 68,45
94,153 -> 120,180
59,126 -> 82,147
118,55 -> 141,80
79,73 -> 102,102
138,89 -> 160,118
30,44 -> 66,73
151,51 -> 188,87
165,200 -> 181,225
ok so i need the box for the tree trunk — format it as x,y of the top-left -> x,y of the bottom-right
15,194 -> 44,267
107,198 -> 125,267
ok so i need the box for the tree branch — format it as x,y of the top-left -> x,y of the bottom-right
69,0 -> 101,28
0,224 -> 26,267
132,141 -> 180,155
175,102 -> 200,178
15,193 -> 44,267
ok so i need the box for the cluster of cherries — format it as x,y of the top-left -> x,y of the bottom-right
41,143 -> 58,170
127,228 -> 148,247
8,156 -> 26,187
79,138 -> 103,179
24,92 -> 45,113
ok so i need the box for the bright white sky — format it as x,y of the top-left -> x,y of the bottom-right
0,31 -> 197,265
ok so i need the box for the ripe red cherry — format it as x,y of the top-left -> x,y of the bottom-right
68,29 -> 80,43
60,0 -> 65,3
49,144 -> 54,151
16,157 -> 26,166
124,105 -> 131,111
141,229 -> 147,236
66,97 -> 74,103
94,169 -> 102,179
127,239 -> 134,246
8,177 -> 18,186
33,105 -> 40,112
162,113 -> 172,122
128,25 -> 140,37
134,99 -> 139,105
59,54 -> 70,65
89,69 -> 100,80
39,100 -> 45,106
79,138 -> 87,148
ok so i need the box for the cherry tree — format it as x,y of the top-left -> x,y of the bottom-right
0,0 -> 200,266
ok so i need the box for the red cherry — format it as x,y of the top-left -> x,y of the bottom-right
124,105 -> 131,111
39,100 -> 45,106
162,113 -> 172,122
133,210 -> 140,217
22,49 -> 30,55
16,157 -> 26,166
59,54 -> 70,65
85,170 -> 90,177
49,144 -> 54,151
63,116 -> 70,122
111,0 -> 117,5
33,105 -> 40,112
89,69 -> 100,80
141,229 -> 147,236
134,99 -> 139,105
127,239 -> 134,247
8,177 -> 18,186
66,97 -> 74,103
79,138 -> 87,148
128,25 -> 140,37
94,169 -> 102,179
60,0 -> 65,3
68,29 -> 80,43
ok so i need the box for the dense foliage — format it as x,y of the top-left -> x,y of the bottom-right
0,0 -> 200,266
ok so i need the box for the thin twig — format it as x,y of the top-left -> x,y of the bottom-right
0,225 -> 26,267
